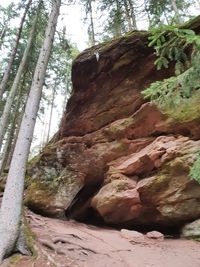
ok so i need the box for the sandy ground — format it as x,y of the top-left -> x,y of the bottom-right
1,211 -> 200,267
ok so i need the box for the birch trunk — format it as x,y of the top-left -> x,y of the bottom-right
0,0 -> 61,262
0,9 -> 39,151
0,0 -> 32,99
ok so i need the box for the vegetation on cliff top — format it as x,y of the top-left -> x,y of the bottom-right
142,17 -> 200,183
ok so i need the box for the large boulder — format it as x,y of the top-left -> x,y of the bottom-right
26,25 -> 200,229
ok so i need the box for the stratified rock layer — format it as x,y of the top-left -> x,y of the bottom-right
26,28 -> 200,228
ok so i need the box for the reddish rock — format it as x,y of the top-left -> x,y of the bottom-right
146,231 -> 164,240
91,179 -> 142,223
120,229 -> 145,242
26,27 -> 200,228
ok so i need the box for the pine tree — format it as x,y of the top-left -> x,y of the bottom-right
0,0 -> 32,99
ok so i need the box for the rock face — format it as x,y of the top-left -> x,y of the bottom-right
26,29 -> 200,229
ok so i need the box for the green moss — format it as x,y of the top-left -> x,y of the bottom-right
104,117 -> 134,138
28,154 -> 42,166
9,255 -> 22,265
23,217 -> 37,259
162,91 -> 200,122
25,180 -> 55,208
115,181 -> 129,192
190,152 -> 200,183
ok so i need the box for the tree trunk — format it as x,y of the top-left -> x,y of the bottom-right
0,8 -> 39,151
5,109 -> 24,172
127,0 -> 137,30
0,26 -> 7,50
88,0 -> 95,46
0,87 -> 25,175
0,0 -> 61,262
170,0 -> 182,24
123,0 -> 132,30
0,0 -> 32,99
114,0 -> 122,37
0,123 -> 14,176
46,83 -> 56,143
62,73 -> 69,115
5,71 -> 31,172
144,0 -> 151,27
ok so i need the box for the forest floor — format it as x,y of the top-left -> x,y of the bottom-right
1,211 -> 200,267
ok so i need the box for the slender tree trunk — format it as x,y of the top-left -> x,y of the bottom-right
170,0 -> 182,24
5,110 -> 23,172
62,74 -> 69,115
46,83 -> 56,143
0,123 -> 15,176
0,0 -> 32,99
0,26 -> 7,50
0,86 -> 25,175
127,0 -> 137,30
88,0 -> 95,46
114,0 -> 122,37
0,9 -> 39,151
5,71 -> 31,172
123,0 -> 132,30
0,0 -> 61,262
164,10 -> 170,25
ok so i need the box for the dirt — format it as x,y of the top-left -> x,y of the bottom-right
2,211 -> 200,267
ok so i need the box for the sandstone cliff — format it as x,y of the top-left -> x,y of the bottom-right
26,20 -> 200,231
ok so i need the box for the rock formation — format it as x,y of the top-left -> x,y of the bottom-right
26,22 -> 200,231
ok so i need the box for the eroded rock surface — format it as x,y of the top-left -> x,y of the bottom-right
26,29 -> 200,229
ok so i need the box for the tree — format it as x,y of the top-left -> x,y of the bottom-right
0,0 -> 61,262
0,0 -> 32,99
0,3 -> 40,151
146,0 -> 192,27
0,3 -> 17,50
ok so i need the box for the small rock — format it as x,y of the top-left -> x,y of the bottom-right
120,229 -> 145,242
146,231 -> 164,240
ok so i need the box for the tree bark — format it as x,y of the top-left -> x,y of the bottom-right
127,0 -> 137,30
0,0 -> 61,262
88,0 -> 95,46
0,0 -> 32,99
123,0 -> 132,30
0,8 -> 39,151
0,122 -> 15,176
114,0 -> 122,37
0,26 -> 7,50
46,83 -> 56,143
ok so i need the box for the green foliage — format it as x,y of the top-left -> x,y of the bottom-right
148,25 -> 200,72
142,22 -> 200,110
190,153 -> 200,184
142,52 -> 200,108
144,21 -> 200,182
